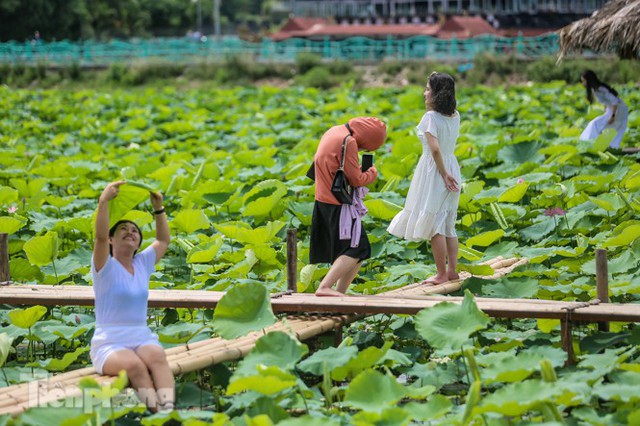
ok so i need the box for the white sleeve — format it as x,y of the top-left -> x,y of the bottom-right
598,87 -> 620,106
418,112 -> 438,138
137,245 -> 157,275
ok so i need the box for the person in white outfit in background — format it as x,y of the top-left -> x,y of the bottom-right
579,70 -> 629,150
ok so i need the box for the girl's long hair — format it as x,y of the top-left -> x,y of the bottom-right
582,70 -> 618,104
427,72 -> 457,116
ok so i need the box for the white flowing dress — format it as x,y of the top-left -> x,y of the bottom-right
579,86 -> 628,149
388,111 -> 461,241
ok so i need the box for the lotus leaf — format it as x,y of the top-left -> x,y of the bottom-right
213,283 -> 277,339
344,370 -> 407,413
23,232 -> 58,266
234,331 -> 308,378
415,290 -> 491,350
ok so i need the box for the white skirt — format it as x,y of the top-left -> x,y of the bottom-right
90,324 -> 160,374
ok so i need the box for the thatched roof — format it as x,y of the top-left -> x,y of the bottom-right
559,0 -> 640,59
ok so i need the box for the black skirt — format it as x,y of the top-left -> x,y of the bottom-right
309,201 -> 371,265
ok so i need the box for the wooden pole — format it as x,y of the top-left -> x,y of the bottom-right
286,229 -> 297,292
560,318 -> 574,366
595,248 -> 609,332
0,233 -> 9,284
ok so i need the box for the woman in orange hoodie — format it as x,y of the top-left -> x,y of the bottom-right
310,117 -> 387,296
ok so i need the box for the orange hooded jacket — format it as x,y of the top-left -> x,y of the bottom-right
314,117 -> 387,205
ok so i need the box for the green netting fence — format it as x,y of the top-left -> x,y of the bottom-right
0,34 -> 559,65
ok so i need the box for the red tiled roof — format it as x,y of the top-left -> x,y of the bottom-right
279,17 -> 327,32
271,23 -> 440,40
437,16 -> 499,38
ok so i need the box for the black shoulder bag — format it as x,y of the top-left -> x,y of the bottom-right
330,134 -> 354,205
306,123 -> 352,182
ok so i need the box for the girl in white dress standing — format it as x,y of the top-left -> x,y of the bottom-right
579,70 -> 628,149
388,72 -> 461,284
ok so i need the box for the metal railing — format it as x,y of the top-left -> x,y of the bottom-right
0,34 -> 560,65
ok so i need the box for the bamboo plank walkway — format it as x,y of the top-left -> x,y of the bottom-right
0,256 -> 524,415
15,256 -> 637,416
0,315 -> 349,416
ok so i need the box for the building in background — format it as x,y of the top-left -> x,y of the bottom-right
272,0 -> 608,39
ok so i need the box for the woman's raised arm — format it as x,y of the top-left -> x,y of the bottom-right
149,191 -> 170,263
94,181 -> 126,272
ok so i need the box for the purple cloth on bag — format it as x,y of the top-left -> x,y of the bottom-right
339,187 -> 369,247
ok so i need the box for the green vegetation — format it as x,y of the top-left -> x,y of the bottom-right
0,80 -> 639,424
1,54 -> 639,89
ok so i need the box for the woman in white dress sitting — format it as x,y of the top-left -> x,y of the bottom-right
579,70 -> 629,150
91,181 -> 174,412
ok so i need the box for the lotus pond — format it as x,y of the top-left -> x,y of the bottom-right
0,81 -> 639,425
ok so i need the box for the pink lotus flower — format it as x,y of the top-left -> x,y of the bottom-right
7,205 -> 17,214
543,207 -> 566,217
517,178 -> 525,184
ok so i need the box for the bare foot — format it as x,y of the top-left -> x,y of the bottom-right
315,287 -> 346,297
421,274 -> 449,285
447,271 -> 460,281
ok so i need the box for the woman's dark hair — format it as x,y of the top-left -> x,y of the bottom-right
427,72 -> 457,116
582,70 -> 618,104
108,220 -> 142,256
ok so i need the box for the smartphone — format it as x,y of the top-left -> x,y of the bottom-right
362,154 -> 374,172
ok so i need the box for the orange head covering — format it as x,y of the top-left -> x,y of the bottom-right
348,117 -> 387,151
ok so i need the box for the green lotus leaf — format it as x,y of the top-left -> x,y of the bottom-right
9,258 -> 43,282
16,408 -> 92,426
27,347 -> 89,372
278,416 -> 339,426
158,322 -> 207,344
498,141 -> 544,164
466,229 -> 504,248
593,371 -> 640,403
0,216 -> 25,235
332,341 -> 393,381
213,283 -> 277,339
297,345 -> 359,376
364,199 -> 402,220
519,217 -> 556,242
171,209 -> 210,234
0,333 -> 13,368
246,244 -> 278,263
187,235 -> 223,263
482,352 -> 548,383
43,325 -> 90,341
571,407 -> 617,426
498,182 -> 528,203
227,365 -> 296,396
65,217 -> 93,237
482,277 -> 538,298
344,370 -> 407,413
242,179 -> 287,217
101,183 -> 150,228
234,331 -> 308,378
404,395 -> 453,421
23,232 -> 58,266
457,263 -> 494,276
578,347 -> 634,375
214,220 -> 285,245
351,408 -> 410,425
603,224 -> 640,248
0,186 -> 19,205
475,379 -> 560,416
415,290 -> 490,350
8,305 -> 48,329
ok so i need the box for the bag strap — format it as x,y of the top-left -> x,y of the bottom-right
337,122 -> 353,170
338,133 -> 350,171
